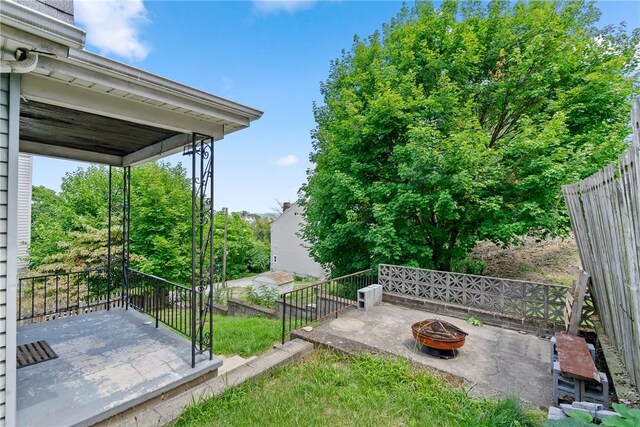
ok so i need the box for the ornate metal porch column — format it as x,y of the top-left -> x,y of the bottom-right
185,134 -> 215,367
107,166 -> 112,310
122,166 -> 131,309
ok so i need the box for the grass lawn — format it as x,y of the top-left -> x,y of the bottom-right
212,314 -> 281,357
155,310 -> 281,358
174,350 -> 543,427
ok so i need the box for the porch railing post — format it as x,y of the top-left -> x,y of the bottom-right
155,284 -> 159,329
281,293 -> 286,345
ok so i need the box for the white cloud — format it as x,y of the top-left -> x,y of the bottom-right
253,0 -> 316,15
275,154 -> 299,166
75,0 -> 150,61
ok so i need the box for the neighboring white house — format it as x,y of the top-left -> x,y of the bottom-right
17,153 -> 31,271
270,202 -> 325,279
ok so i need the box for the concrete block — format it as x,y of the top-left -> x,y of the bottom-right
554,361 -> 581,405
580,371 -> 609,408
572,401 -> 603,411
357,287 -> 375,311
370,284 -> 383,304
547,406 -> 567,420
560,403 -> 594,418
559,403 -> 619,421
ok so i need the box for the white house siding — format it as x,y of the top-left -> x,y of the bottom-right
17,154 -> 31,271
270,203 -> 325,279
0,73 -> 9,427
0,73 -> 19,427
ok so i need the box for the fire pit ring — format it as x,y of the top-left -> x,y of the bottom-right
411,319 -> 468,351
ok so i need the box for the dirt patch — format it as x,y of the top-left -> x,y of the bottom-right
471,236 -> 581,285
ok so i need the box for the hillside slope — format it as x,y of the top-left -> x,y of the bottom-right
472,236 -> 581,286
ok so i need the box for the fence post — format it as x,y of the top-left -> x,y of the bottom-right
335,281 -> 339,318
155,283 -> 159,329
281,293 -> 286,345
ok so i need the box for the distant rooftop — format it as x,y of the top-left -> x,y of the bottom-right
253,271 -> 294,285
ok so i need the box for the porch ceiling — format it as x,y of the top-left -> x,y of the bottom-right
20,100 -> 181,158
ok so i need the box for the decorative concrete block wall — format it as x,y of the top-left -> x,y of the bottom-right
378,264 -> 594,332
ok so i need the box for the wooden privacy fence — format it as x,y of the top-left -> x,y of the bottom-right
562,99 -> 640,389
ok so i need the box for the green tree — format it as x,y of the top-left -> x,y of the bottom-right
60,165 -> 110,230
249,215 -> 272,245
29,162 -> 270,283
302,0 -> 639,275
213,212 -> 262,280
29,186 -> 72,268
129,162 -> 192,283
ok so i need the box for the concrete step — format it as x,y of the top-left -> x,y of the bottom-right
218,355 -> 250,375
97,339 -> 314,427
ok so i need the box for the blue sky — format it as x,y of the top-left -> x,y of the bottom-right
32,0 -> 640,214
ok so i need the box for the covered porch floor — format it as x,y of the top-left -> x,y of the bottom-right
17,308 -> 221,427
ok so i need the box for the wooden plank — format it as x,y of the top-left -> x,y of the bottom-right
564,290 -> 574,331
555,333 -> 600,382
568,272 -> 589,336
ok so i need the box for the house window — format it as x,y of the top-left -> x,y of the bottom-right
273,255 -> 278,263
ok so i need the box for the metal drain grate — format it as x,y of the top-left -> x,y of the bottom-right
17,340 -> 58,369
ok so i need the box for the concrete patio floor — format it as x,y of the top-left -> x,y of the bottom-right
305,302 -> 552,408
17,308 -> 222,427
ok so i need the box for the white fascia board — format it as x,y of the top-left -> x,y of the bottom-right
0,0 -> 85,49
19,140 -> 123,166
21,74 -> 225,138
67,50 -> 263,124
122,133 -> 191,167
0,24 -> 70,58
36,55 -> 254,128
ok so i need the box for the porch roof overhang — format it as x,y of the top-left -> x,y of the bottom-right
1,0 -> 263,166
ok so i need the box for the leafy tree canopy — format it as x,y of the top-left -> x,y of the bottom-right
30,162 -> 269,283
301,0 -> 639,275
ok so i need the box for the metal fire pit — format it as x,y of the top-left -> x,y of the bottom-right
412,319 -> 468,358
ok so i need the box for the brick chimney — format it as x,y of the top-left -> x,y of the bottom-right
282,202 -> 291,212
15,0 -> 75,25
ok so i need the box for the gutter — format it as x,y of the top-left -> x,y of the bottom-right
0,48 -> 38,73
68,49 -> 264,121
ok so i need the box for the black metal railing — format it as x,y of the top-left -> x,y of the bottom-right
280,269 -> 376,344
127,268 -> 198,339
17,268 -> 120,323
